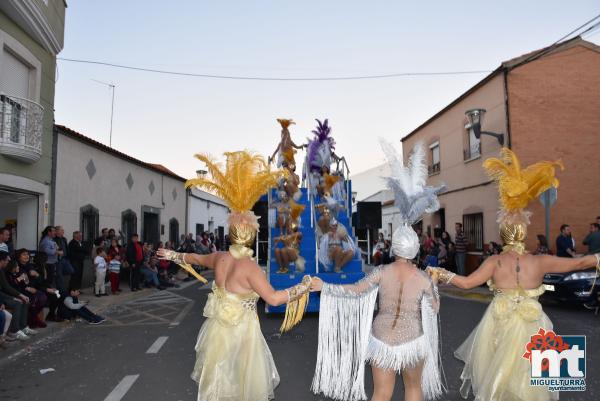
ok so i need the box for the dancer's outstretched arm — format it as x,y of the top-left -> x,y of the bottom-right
536,253 -> 599,274
245,260 -> 313,307
432,256 -> 496,290
156,249 -> 220,269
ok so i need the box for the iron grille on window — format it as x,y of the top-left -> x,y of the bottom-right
463,213 -> 483,251
463,142 -> 481,161
428,163 -> 441,175
80,205 -> 99,250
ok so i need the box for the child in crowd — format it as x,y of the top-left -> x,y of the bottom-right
108,253 -> 121,295
62,288 -> 105,324
93,247 -> 108,297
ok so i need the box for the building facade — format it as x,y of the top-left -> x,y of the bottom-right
0,0 -> 66,249
53,125 -> 187,248
402,38 -> 600,272
187,187 -> 229,240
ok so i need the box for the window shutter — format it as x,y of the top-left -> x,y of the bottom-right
0,50 -> 30,99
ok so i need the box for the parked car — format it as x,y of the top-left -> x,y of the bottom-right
542,268 -> 599,304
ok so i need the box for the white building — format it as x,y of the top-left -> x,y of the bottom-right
187,187 -> 229,240
349,163 -> 390,208
52,125 -> 187,247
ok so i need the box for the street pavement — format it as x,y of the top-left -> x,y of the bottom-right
0,276 -> 598,401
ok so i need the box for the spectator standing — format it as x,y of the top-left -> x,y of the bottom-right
454,223 -> 468,275
441,231 -> 452,247
0,227 -> 10,254
126,234 -> 144,291
39,226 -> 61,285
68,231 -> 87,291
93,248 -> 108,297
54,226 -> 74,293
556,224 -> 576,257
533,234 -> 551,255
108,253 -> 122,295
94,228 -> 110,251
0,252 -> 34,340
583,223 -> 600,254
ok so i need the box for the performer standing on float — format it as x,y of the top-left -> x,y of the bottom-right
429,148 -> 600,401
158,150 -> 315,401
310,141 -> 445,401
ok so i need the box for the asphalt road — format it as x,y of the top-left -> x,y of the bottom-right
0,280 -> 597,401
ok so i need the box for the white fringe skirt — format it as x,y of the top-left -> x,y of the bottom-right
365,334 -> 429,373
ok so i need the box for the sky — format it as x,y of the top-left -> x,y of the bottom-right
54,1 -> 600,179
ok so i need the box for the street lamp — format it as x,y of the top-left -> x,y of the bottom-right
465,108 -> 504,146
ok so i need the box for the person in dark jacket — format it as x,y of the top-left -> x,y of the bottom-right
0,252 -> 35,340
126,234 -> 144,291
68,231 -> 88,291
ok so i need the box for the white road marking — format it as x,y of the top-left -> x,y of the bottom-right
146,336 -> 169,354
169,301 -> 195,326
103,375 -> 140,401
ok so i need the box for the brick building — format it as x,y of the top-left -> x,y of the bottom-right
401,37 -> 600,272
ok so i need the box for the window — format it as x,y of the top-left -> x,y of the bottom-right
428,142 -> 440,175
169,218 -> 179,246
80,205 -> 99,248
0,49 -> 30,99
463,213 -> 483,251
121,210 -> 137,246
388,223 -> 392,238
464,124 -> 481,161
196,223 -> 204,236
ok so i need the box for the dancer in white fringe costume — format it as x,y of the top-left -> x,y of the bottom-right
310,140 -> 445,401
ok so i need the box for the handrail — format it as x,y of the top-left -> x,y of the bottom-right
267,186 -> 272,274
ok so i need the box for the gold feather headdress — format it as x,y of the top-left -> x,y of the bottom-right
483,148 -> 563,253
186,150 -> 286,258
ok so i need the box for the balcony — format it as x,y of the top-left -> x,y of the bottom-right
463,141 -> 481,162
0,94 -> 44,163
428,162 -> 440,176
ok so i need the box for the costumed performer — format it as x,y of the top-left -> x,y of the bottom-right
310,140 -> 446,401
429,148 -> 600,401
158,150 -> 315,401
318,219 -> 358,273
269,118 -> 304,169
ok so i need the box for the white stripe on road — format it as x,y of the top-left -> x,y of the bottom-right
169,301 -> 194,326
103,375 -> 140,401
146,336 -> 169,354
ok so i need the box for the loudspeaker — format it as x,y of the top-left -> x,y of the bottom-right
355,202 -> 382,229
252,201 -> 269,232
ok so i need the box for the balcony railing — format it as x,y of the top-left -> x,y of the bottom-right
0,94 -> 44,163
463,141 -> 481,161
428,162 -> 440,175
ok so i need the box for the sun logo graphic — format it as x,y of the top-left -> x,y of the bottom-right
523,328 -> 586,392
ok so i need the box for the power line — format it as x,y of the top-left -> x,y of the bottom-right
512,13 -> 600,68
57,57 -> 490,81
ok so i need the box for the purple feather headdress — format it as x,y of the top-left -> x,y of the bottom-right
307,119 -> 335,171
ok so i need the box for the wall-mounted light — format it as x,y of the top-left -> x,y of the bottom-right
196,169 -> 207,179
465,108 -> 504,146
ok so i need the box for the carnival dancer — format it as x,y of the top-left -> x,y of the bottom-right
306,119 -> 340,195
318,220 -> 357,273
158,150 -> 315,401
269,118 -> 304,169
310,141 -> 445,401
429,148 -> 600,401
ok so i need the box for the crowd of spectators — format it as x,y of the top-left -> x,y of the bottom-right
371,215 -> 600,275
0,224 -> 224,350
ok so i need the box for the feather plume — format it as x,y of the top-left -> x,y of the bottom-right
277,118 -> 295,129
483,148 -> 563,213
289,199 -> 306,222
186,151 -> 286,213
380,139 -> 445,224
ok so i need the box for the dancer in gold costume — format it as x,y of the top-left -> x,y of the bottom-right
158,151 -> 315,401
429,149 -> 600,401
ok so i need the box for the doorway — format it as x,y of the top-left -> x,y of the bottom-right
143,212 -> 159,246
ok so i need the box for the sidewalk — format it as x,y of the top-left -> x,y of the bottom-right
0,273 -> 201,367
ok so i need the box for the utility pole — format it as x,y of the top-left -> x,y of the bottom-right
91,79 -> 116,147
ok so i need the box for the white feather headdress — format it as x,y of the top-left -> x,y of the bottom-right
380,139 -> 445,225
